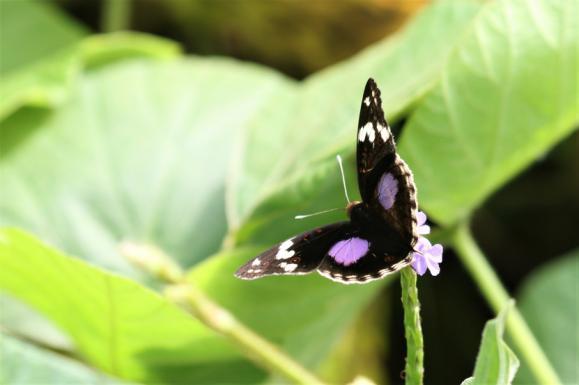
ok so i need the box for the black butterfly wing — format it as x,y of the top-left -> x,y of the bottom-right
356,78 -> 419,247
317,219 -> 413,284
235,222 -> 352,280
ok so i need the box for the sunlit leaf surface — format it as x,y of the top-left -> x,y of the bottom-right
0,229 -> 261,384
1,59 -> 287,277
401,0 -> 579,224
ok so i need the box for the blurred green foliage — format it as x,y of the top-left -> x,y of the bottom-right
516,251 -> 579,385
0,0 -> 577,384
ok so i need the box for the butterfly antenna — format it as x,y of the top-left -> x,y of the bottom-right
336,155 -> 351,203
294,207 -> 342,220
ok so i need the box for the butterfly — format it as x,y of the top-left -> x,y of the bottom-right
235,78 -> 419,284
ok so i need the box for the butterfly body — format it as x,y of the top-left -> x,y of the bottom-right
347,201 -> 411,256
236,78 -> 419,284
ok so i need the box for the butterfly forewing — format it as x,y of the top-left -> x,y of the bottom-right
235,222 -> 351,280
356,78 -> 419,246
356,78 -> 397,201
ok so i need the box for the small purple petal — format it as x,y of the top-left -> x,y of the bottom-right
417,211 -> 430,235
415,237 -> 431,253
328,237 -> 369,266
377,173 -> 398,210
426,257 -> 441,276
417,211 -> 427,226
429,244 -> 443,263
411,253 -> 427,276
418,224 -> 431,235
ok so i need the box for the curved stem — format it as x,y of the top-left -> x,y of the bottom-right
121,242 -> 326,385
167,284 -> 326,385
452,224 -> 562,385
400,268 -> 424,385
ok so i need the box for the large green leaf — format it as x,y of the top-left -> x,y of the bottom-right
0,334 -> 136,385
0,0 -> 86,76
227,0 -> 483,231
401,0 -> 579,224
514,251 -> 579,385
0,59 -> 287,278
0,228 -> 261,384
466,303 -> 519,385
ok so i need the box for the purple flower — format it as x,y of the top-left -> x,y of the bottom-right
417,211 -> 430,235
411,211 -> 443,276
411,237 -> 443,276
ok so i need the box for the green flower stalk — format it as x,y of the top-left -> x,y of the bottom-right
400,267 -> 424,385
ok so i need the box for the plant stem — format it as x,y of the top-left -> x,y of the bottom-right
452,224 -> 562,385
102,0 -> 131,32
120,241 -> 326,385
167,283 -> 327,385
400,268 -> 424,385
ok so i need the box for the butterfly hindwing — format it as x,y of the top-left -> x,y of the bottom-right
356,78 -> 419,246
235,222 -> 351,280
318,241 -> 412,284
317,213 -> 413,284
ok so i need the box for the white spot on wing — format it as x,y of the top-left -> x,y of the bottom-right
275,238 -> 295,260
252,258 -> 261,266
358,122 -> 375,143
284,263 -> 298,272
279,239 -> 293,250
363,97 -> 370,106
376,123 -> 390,142
276,249 -> 295,260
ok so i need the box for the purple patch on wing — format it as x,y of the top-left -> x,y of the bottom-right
328,237 -> 369,266
377,172 -> 399,209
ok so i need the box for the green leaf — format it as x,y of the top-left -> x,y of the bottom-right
515,250 -> 579,385
400,0 -> 579,225
0,0 -> 87,76
0,33 -> 181,120
0,334 -> 136,385
1,59 -> 288,277
0,228 -> 261,384
227,0 -> 483,230
468,302 -> 519,385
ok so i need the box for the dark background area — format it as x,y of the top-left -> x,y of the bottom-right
53,1 -> 579,384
